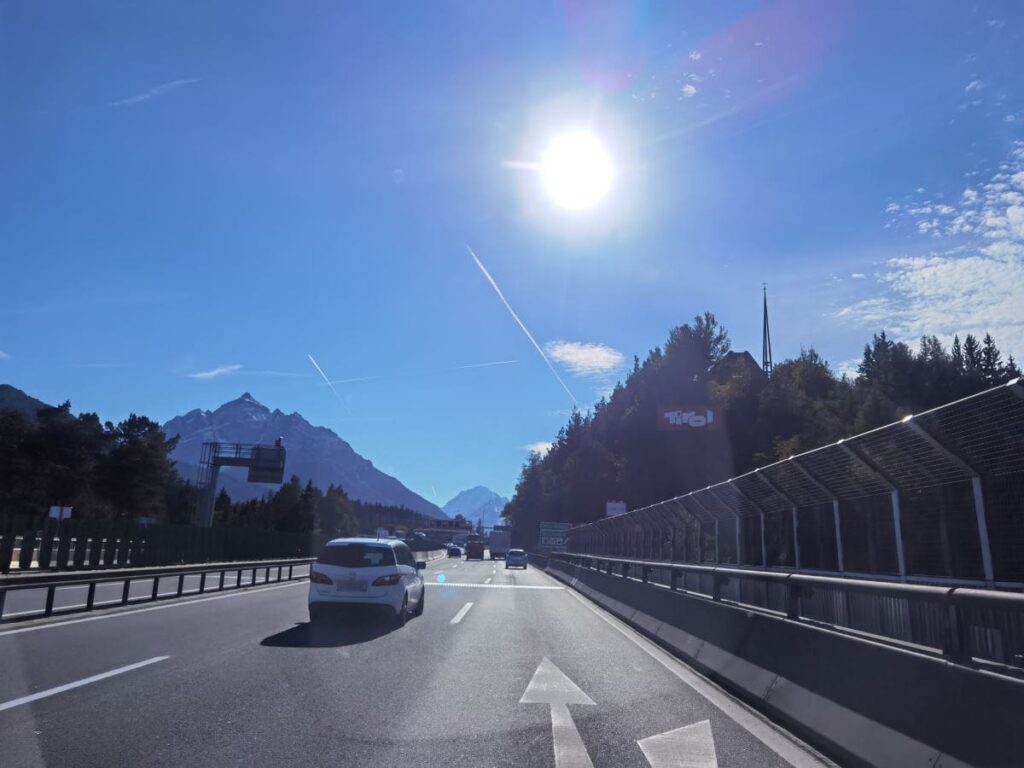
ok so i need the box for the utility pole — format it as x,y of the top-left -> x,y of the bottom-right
762,283 -> 773,377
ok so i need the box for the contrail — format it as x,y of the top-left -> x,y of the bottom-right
466,245 -> 577,406
454,359 -> 518,370
307,354 -> 353,415
327,375 -> 379,385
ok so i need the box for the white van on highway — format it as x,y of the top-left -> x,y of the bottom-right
308,538 -> 426,625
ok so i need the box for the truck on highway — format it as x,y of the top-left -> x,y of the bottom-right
464,541 -> 486,560
488,527 -> 511,560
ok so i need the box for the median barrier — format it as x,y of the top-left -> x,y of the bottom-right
541,555 -> 1024,768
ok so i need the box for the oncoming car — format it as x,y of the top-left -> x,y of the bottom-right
447,545 -> 462,557
308,538 -> 426,625
505,549 -> 527,569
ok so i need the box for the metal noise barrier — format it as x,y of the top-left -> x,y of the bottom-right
567,379 -> 1024,588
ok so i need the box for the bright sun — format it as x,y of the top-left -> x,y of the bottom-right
539,130 -> 614,211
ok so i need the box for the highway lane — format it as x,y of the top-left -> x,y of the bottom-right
0,556 -> 833,767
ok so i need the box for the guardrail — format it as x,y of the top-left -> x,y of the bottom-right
548,552 -> 1024,673
0,557 -> 316,622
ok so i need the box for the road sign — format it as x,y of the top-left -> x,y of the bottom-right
538,522 -> 571,552
657,405 -> 722,432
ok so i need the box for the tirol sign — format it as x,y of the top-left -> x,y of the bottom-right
657,405 -> 722,432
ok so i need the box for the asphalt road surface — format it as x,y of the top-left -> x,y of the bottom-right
0,557 -> 834,768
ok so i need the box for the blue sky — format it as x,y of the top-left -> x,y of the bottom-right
2,1 -> 1023,502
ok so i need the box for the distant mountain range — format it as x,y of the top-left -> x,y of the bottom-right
442,486 -> 509,530
0,384 -> 49,419
162,393 -> 446,519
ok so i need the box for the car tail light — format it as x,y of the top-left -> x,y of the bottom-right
309,570 -> 332,585
372,574 -> 401,587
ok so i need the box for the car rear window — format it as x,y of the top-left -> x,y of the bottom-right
318,544 -> 396,568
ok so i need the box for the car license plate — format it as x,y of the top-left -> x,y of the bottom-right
336,579 -> 367,592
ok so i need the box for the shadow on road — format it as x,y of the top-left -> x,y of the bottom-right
261,618 -> 393,648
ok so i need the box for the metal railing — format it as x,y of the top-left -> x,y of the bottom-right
0,557 -> 315,622
547,552 -> 1024,674
566,379 -> 1024,587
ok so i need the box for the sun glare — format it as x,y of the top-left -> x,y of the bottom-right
539,131 -> 614,211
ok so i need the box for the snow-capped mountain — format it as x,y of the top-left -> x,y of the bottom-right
163,393 -> 446,518
442,486 -> 509,530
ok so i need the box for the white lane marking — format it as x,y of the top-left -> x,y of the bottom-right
561,587 -> 831,767
638,720 -> 718,768
0,656 -> 169,712
0,582 -> 306,637
450,602 -> 474,625
484,577 -> 493,585
425,582 -> 562,590
520,658 -> 595,768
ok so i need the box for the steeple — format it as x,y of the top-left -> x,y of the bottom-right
762,283 -> 773,376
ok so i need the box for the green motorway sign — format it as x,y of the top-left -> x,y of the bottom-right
538,522 -> 571,552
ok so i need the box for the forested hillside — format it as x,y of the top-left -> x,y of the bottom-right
503,313 -> 1020,546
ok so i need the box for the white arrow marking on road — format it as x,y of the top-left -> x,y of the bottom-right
638,720 -> 718,768
520,657 -> 596,768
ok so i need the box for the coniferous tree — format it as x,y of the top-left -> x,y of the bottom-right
963,334 -> 982,374
980,333 -> 1003,384
951,335 -> 963,371
1006,355 -> 1021,379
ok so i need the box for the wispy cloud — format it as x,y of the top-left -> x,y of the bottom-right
324,360 -> 518,386
0,350 -> 10,360
110,78 -> 200,107
850,273 -> 866,279
544,341 -> 624,377
964,80 -> 983,93
187,364 -> 242,380
840,141 -> 1024,356
467,245 -> 577,406
523,441 -> 553,456
682,84 -> 698,98
688,50 -> 702,61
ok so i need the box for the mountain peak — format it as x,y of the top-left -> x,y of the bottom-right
161,396 -> 446,519
443,486 -> 509,529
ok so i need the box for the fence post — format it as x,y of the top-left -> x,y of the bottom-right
759,513 -> 768,567
786,580 -> 800,620
971,477 -> 995,586
38,519 -> 56,570
199,572 -> 207,593
86,582 -> 96,610
713,520 -> 720,564
891,490 -> 907,582
791,506 -> 801,570
177,573 -> 185,597
833,500 -> 845,574
121,579 -> 131,605
44,585 -> 56,616
151,577 -> 160,601
19,527 -> 37,571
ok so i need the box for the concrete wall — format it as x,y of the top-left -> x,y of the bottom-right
544,558 -> 1024,768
